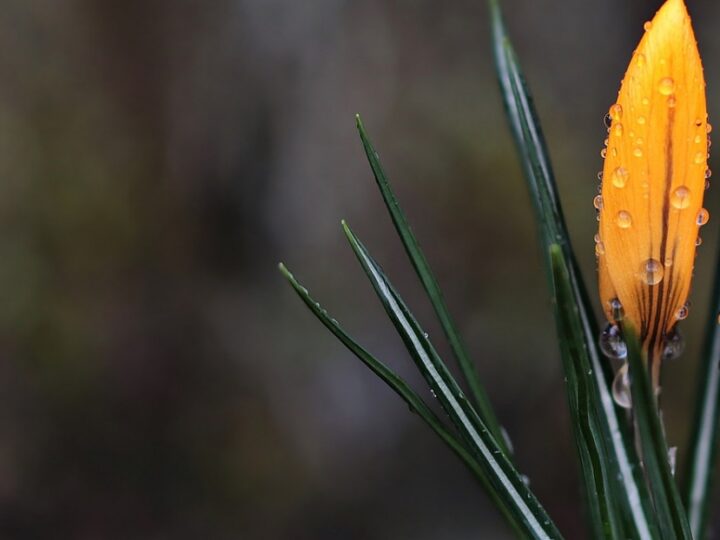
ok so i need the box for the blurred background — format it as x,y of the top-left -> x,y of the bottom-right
1,0 -> 720,538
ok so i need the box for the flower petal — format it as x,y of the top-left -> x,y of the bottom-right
598,0 -> 708,363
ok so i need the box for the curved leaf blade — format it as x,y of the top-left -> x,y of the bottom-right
342,221 -> 563,540
488,2 -> 655,538
278,263 -> 487,485
354,115 -> 508,455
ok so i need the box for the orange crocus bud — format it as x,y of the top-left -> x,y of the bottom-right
596,0 -> 709,393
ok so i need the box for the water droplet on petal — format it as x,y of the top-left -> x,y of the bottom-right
595,241 -> 605,256
641,97 -> 649,106
610,298 -> 624,321
613,123 -> 624,137
695,152 -> 706,164
696,236 -> 703,246
676,304 -> 689,320
641,259 -> 664,285
612,363 -> 632,409
593,195 -> 603,210
697,208 -> 710,226
637,116 -> 646,125
633,147 -> 643,158
609,103 -> 623,122
600,323 -> 627,359
671,186 -> 691,209
616,210 -> 632,229
664,257 -> 673,267
601,148 -> 607,158
695,134 -> 703,144
708,123 -> 713,134
612,167 -> 629,188
667,95 -> 677,108
603,114 -> 612,128
662,327 -> 685,361
597,171 -> 604,181
705,168 -> 712,179
636,53 -> 646,67
657,77 -> 675,95
643,21 -> 653,31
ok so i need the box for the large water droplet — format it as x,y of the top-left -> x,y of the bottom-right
603,114 -> 612,129
697,208 -> 710,226
616,210 -> 632,229
641,259 -> 664,285
657,77 -> 675,95
643,21 -> 653,31
662,327 -> 685,361
593,195 -> 603,210
612,363 -> 632,409
611,167 -> 629,188
671,186 -> 691,209
609,103 -> 623,122
600,323 -> 627,359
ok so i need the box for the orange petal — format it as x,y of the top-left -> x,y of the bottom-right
597,0 -> 709,362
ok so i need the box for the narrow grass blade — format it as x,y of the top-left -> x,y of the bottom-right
342,221 -> 563,540
354,115 -> 508,455
278,263 -> 488,485
684,257 -> 720,538
488,2 -> 655,538
549,245 -> 625,540
624,326 -> 693,540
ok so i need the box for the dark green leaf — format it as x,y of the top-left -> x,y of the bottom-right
684,258 -> 720,539
342,221 -> 563,539
354,115 -> 508,455
624,326 -> 692,540
549,245 -> 624,540
278,262 -> 488,486
488,2 -> 655,538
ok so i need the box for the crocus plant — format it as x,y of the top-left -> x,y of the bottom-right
280,0 -> 720,538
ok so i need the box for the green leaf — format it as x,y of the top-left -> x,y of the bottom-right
342,221 -> 563,540
278,262 -> 488,487
684,259 -> 720,539
624,326 -> 692,540
549,245 -> 624,540
354,115 -> 508,456
488,2 -> 656,538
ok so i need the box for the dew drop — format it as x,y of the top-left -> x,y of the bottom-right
616,210 -> 632,229
594,233 -> 601,244
636,53 -> 646,67
637,116 -> 646,125
641,258 -> 664,285
612,363 -> 632,409
657,77 -> 675,95
603,114 -> 612,128
695,134 -> 703,144
641,96 -> 650,106
610,297 -> 624,321
643,21 -> 653,31
609,103 -> 623,122
662,327 -> 685,361
595,241 -> 605,256
664,257 -> 673,267
696,236 -> 703,246
597,171 -> 604,181
706,168 -> 713,179
600,323 -> 627,359
668,447 -> 678,476
601,148 -> 607,159
667,95 -> 677,108
633,147 -> 643,158
708,123 -> 713,134
697,208 -> 710,226
593,195 -> 604,210
695,152 -> 706,164
612,166 -> 629,188
613,123 -> 623,137
671,186 -> 691,209
676,304 -> 689,320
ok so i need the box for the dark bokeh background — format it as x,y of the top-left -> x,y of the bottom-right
1,0 -> 720,538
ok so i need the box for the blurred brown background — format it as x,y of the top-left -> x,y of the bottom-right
1,0 -> 720,538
